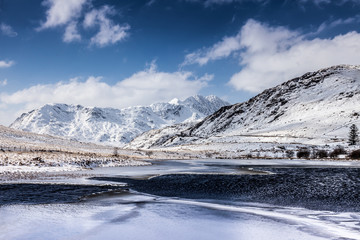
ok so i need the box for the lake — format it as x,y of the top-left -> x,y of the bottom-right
1,159 -> 360,240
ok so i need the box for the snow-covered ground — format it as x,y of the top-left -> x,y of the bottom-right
0,124 -> 153,176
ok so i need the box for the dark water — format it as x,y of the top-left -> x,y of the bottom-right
1,167 -> 360,212
92,168 -> 360,212
0,184 -> 122,205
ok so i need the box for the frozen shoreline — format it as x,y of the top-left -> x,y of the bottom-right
2,157 -> 360,182
1,159 -> 360,240
1,190 -> 359,240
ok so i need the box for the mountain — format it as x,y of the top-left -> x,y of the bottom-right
128,65 -> 360,149
10,95 -> 229,145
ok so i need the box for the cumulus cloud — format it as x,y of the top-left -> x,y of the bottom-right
0,23 -> 17,37
0,64 -> 211,125
84,6 -> 130,47
37,0 -> 87,43
37,0 -> 129,46
63,21 -> 81,42
0,79 -> 7,86
37,0 -> 87,30
230,20 -> 360,92
184,19 -> 360,93
0,60 -> 14,68
182,20 -> 300,68
182,33 -> 242,66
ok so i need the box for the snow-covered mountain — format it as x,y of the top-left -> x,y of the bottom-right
129,65 -> 360,149
10,95 -> 229,145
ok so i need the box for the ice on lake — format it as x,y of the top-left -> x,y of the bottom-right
1,158 -> 360,240
0,197 -> 342,240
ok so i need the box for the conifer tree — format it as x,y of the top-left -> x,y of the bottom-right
348,124 -> 359,145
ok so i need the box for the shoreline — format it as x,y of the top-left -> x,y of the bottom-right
2,157 -> 360,183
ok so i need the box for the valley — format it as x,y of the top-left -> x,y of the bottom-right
2,65 -> 360,240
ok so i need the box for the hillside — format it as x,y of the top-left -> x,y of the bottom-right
0,124 -> 127,154
129,65 -> 360,150
10,95 -> 229,146
0,124 -> 150,175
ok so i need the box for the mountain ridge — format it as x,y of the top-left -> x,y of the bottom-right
128,65 -> 360,149
10,95 -> 229,146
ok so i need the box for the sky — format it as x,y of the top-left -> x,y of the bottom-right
1,0 -> 360,125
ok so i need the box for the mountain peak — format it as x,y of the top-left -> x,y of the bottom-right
128,65 -> 360,148
10,95 -> 229,145
189,64 -> 360,140
169,98 -> 180,105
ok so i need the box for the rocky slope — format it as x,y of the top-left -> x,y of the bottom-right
10,95 -> 229,145
129,65 -> 360,149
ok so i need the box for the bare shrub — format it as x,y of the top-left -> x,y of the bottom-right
145,151 -> 153,159
348,149 -> 360,159
113,147 -> 119,157
285,150 -> 294,158
330,146 -> 347,158
314,150 -> 328,158
297,148 -> 310,158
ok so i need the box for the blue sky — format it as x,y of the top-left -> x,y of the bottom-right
1,0 -> 360,125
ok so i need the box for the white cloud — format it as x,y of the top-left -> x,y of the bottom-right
230,20 -> 360,92
83,8 -> 97,27
84,6 -> 130,47
183,20 -> 299,67
183,33 -> 242,66
37,1 -> 130,46
0,23 -> 17,37
310,15 -> 360,36
0,60 -> 14,68
37,0 -> 87,43
184,19 -> 360,93
328,15 -> 360,27
63,21 -> 81,42
0,79 -> 7,86
146,0 -> 157,6
0,64 -> 211,125
38,0 -> 87,30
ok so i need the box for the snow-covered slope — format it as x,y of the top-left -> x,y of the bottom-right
0,124 -> 122,154
127,122 -> 195,149
0,124 -> 151,173
129,65 -> 360,148
10,95 -> 229,145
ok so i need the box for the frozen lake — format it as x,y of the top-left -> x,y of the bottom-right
1,159 -> 360,240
